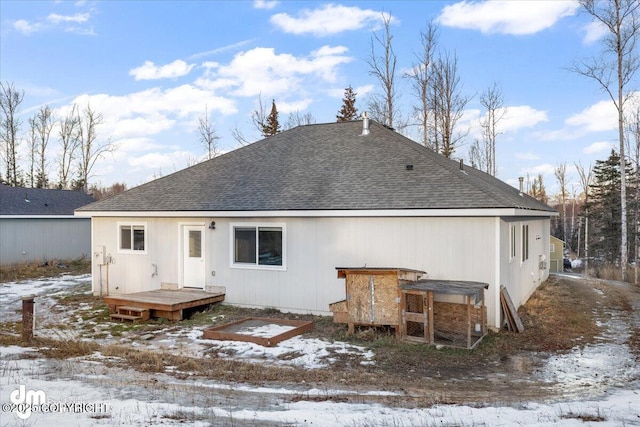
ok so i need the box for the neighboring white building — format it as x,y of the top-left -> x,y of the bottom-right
1,185 -> 95,265
76,120 -> 557,328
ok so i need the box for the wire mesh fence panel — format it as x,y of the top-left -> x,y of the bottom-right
405,293 -> 424,313
406,320 -> 424,338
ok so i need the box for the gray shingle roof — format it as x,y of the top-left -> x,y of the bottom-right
77,120 -> 556,213
1,185 -> 95,216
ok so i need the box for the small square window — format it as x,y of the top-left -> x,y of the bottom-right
119,223 -> 146,253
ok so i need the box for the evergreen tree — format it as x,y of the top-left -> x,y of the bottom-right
588,150 -> 634,264
336,86 -> 358,122
262,100 -> 280,137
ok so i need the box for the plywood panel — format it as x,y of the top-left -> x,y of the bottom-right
346,272 -> 399,326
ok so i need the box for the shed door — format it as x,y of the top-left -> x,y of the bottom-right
182,225 -> 205,289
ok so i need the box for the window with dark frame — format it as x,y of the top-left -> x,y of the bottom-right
510,224 -> 517,260
120,224 -> 145,251
233,226 -> 283,267
521,224 -> 529,262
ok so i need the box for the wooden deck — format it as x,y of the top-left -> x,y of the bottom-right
104,289 -> 225,321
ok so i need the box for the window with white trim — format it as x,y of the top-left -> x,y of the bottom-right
118,223 -> 146,253
521,224 -> 529,262
510,224 -> 517,261
232,224 -> 285,269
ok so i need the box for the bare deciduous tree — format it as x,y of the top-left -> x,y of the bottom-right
431,51 -> 472,158
58,105 -> 80,189
197,106 -> 221,160
30,105 -> 53,188
0,82 -> 24,186
480,82 -> 506,176
528,173 -> 549,204
405,21 -> 438,148
366,14 -> 398,128
231,125 -> 251,147
251,93 -> 271,137
625,103 -> 640,284
575,161 -> 594,276
572,0 -> 640,280
77,103 -> 113,192
286,110 -> 315,130
555,162 -> 569,242
468,138 -> 489,172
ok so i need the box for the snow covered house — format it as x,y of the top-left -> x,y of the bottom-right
0,185 -> 95,265
76,119 -> 557,328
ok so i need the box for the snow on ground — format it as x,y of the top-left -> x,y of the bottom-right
1,274 -> 640,426
1,345 -> 639,426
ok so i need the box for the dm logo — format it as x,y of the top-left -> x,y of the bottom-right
10,384 -> 46,420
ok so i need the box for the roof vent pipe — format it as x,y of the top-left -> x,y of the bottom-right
459,159 -> 464,171
518,176 -> 524,196
361,112 -> 370,136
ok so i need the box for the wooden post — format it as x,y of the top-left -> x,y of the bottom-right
22,295 -> 35,343
466,296 -> 472,349
427,291 -> 434,344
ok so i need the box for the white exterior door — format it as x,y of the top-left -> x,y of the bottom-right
182,225 -> 205,289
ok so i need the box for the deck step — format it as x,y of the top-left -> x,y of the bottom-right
110,313 -> 146,322
117,305 -> 148,313
110,305 -> 150,322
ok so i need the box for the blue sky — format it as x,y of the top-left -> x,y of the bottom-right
0,0 -> 634,195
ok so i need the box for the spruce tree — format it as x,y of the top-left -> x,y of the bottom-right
588,150 -> 634,264
262,100 -> 280,137
336,86 -> 358,122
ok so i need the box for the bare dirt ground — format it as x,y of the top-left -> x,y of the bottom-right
1,272 -> 639,425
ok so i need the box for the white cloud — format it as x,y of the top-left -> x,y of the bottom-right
12,9 -> 93,35
187,39 -> 256,60
57,85 -> 238,144
521,163 -> 556,176
115,138 -> 167,153
583,141 -> 615,154
212,46 -> 352,98
129,60 -> 196,81
516,152 -> 540,160
271,4 -> 390,36
47,12 -> 90,24
13,19 -> 41,34
278,99 -> 313,114
437,0 -> 579,35
582,20 -> 608,44
128,151 -> 194,169
463,105 -> 548,142
329,84 -> 374,99
254,0 -> 279,10
111,116 -> 176,139
501,106 -> 549,131
565,100 -> 617,132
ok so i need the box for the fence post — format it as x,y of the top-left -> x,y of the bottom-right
22,295 -> 35,343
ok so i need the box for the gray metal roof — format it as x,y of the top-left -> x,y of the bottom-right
1,185 -> 95,216
78,120 -> 556,213
401,279 -> 489,296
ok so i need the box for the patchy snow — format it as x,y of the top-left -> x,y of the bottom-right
1,274 -> 640,426
1,345 -> 639,426
233,322 -> 296,337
